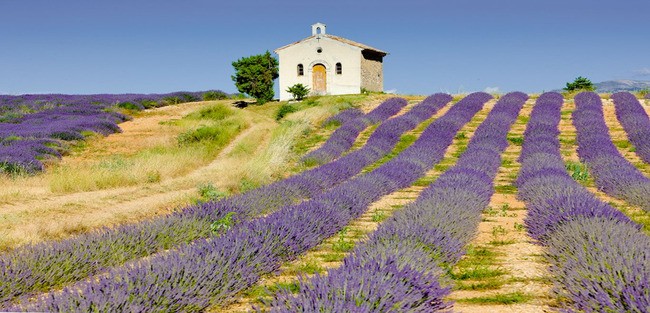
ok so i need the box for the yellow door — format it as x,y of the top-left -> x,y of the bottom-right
312,64 -> 326,93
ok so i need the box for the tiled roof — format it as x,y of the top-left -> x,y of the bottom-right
275,34 -> 387,56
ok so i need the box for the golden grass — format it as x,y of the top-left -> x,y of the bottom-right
48,104 -> 248,193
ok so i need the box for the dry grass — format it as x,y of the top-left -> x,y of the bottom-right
0,95 -> 380,251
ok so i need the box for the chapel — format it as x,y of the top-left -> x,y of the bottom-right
274,23 -> 387,101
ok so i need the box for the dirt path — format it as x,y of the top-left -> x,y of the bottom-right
0,102 -> 277,250
447,99 -> 553,312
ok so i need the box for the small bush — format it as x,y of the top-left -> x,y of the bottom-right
180,93 -> 199,103
163,96 -> 182,105
286,83 -> 310,101
190,104 -> 233,121
203,90 -> 229,101
140,100 -> 161,109
275,104 -> 298,121
177,122 -> 240,146
198,182 -> 227,200
117,101 -> 145,111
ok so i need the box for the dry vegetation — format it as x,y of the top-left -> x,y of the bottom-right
0,94 -> 393,250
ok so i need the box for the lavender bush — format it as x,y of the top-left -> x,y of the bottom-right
517,92 -> 650,311
301,98 -> 408,165
322,107 -> 364,126
0,95 -> 452,307
267,92 -> 526,312
611,92 -> 650,164
12,93 -> 489,312
573,92 -> 650,211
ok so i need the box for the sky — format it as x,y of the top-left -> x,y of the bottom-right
1,0 -> 649,96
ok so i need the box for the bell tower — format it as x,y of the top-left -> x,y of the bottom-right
311,22 -> 326,37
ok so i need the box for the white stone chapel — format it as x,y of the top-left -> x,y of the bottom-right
275,23 -> 387,101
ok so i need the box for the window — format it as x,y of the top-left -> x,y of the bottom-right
316,47 -> 323,53
297,64 -> 304,76
336,62 -> 342,75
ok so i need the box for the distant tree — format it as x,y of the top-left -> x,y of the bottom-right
564,76 -> 595,92
231,51 -> 279,104
286,83 -> 310,101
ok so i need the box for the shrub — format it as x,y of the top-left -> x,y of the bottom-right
117,102 -> 145,111
162,96 -> 182,105
177,123 -> 238,146
191,104 -> 233,121
564,76 -> 595,92
202,91 -> 228,101
275,104 -> 298,121
286,84 -> 310,101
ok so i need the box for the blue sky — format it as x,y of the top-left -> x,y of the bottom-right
1,0 -> 648,95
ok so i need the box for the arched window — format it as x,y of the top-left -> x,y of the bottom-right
336,62 -> 342,75
297,64 -> 304,76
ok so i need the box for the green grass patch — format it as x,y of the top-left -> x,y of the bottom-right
371,209 -> 387,222
292,260 -> 324,275
331,227 -> 354,253
507,136 -> 524,146
186,103 -> 234,121
451,266 -> 508,280
457,292 -> 533,305
565,161 -> 589,182
320,252 -> 345,263
614,140 -> 631,149
494,184 -> 517,194
517,115 -> 530,124
452,145 -> 468,158
363,133 -> 417,172
560,137 -> 577,145
489,239 -> 517,246
455,279 -> 505,291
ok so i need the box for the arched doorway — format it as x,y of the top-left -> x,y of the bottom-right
312,64 -> 326,94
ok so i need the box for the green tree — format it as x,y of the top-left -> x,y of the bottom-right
286,83 -> 310,101
564,76 -> 595,92
231,51 -> 279,104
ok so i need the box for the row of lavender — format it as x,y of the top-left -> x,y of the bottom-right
0,91 -> 211,114
0,95 -> 449,307
612,92 -> 650,164
14,93 -> 490,312
517,92 -> 649,311
301,104 -> 391,165
0,104 -> 129,173
268,92 -> 527,311
0,91 -> 221,174
573,92 -> 650,211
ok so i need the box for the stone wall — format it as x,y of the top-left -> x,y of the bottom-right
360,50 -> 384,92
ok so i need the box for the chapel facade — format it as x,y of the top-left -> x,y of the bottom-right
274,23 -> 387,101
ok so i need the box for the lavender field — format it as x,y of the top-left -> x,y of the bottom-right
0,91 -> 224,174
1,91 -> 649,312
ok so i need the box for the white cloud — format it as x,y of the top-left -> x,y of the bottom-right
484,87 -> 500,93
634,68 -> 650,76
384,89 -> 397,94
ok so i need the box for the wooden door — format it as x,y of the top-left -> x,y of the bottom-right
312,64 -> 326,94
